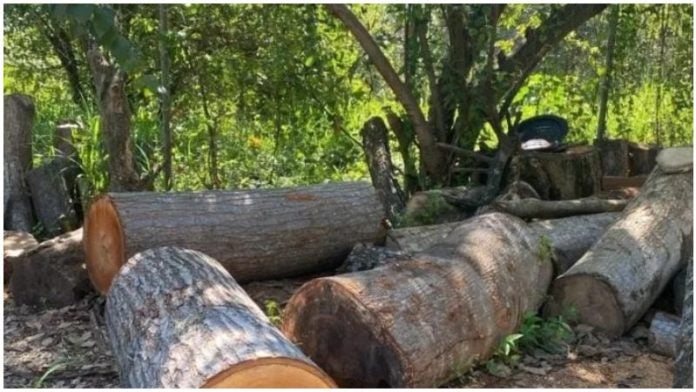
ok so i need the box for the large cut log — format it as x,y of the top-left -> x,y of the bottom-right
3,231 -> 38,283
386,213 -> 619,275
27,158 -> 80,238
596,139 -> 630,176
84,182 -> 385,293
628,142 -> 659,175
648,311 -> 680,357
546,148 -> 693,337
4,94 -> 35,232
674,257 -> 693,388
505,145 -> 601,200
283,213 -> 552,387
490,197 -> 628,219
9,229 -> 92,308
106,247 -> 335,388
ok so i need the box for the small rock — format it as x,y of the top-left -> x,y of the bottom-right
577,344 -> 599,357
40,337 -> 54,346
567,351 -> 578,361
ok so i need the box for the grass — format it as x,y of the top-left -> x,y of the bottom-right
263,299 -> 283,327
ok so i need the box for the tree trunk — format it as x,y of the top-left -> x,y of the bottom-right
84,182 -> 386,293
105,247 -> 335,388
506,145 -> 602,200
628,141 -> 659,175
159,4 -> 173,190
361,117 -> 405,223
283,213 -> 552,387
491,197 -> 628,219
546,152 -> 692,337
9,229 -> 93,309
596,5 -> 619,141
4,231 -> 38,283
648,311 -> 680,357
596,139 -> 630,176
26,158 -> 80,238
4,94 -> 35,232
674,257 -> 693,388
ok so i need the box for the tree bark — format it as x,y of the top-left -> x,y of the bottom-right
491,197 -> 628,220
9,229 -> 93,309
596,139 -> 630,176
105,247 -> 335,388
596,5 -> 619,141
648,311 -> 680,357
4,94 -> 35,232
674,257 -> 693,388
26,158 -> 80,238
84,182 -> 386,293
546,156 -> 692,337
283,213 -> 552,387
159,4 -> 173,190
601,175 -> 647,190
628,142 -> 659,176
361,117 -> 405,223
4,231 -> 38,283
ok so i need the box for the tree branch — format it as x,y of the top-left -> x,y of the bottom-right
436,143 -> 495,164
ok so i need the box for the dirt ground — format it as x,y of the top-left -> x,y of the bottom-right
3,279 -> 675,388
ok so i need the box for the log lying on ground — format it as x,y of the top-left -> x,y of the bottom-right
9,229 -> 92,308
27,158 -> 80,237
674,258 -> 693,388
648,311 -> 680,357
4,94 -> 35,232
546,148 -> 693,337
3,231 -> 38,283
84,182 -> 385,293
283,213 -> 552,387
106,247 -> 335,388
386,213 -> 619,275
491,197 -> 628,219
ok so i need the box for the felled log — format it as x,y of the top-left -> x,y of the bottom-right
3,231 -> 38,283
84,182 -> 386,293
491,197 -> 628,219
596,139 -> 630,176
628,142 -> 659,175
386,212 -> 619,275
3,94 -> 35,232
601,175 -> 647,190
505,145 -> 601,200
648,311 -> 680,357
546,148 -> 693,337
106,247 -> 335,388
27,158 -> 80,238
9,229 -> 92,308
283,213 -> 552,387
674,258 -> 693,388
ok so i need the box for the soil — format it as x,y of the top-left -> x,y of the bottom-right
3,278 -> 675,388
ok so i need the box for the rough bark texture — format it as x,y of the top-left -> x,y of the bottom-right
84,182 -> 386,293
491,197 -> 628,219
506,145 -> 602,200
3,231 -> 38,283
26,158 -> 80,238
283,213 -> 553,387
674,257 -> 693,388
546,162 -> 693,337
628,142 -> 659,175
4,94 -> 35,232
361,117 -> 405,223
105,247 -> 335,388
648,311 -> 680,357
336,242 -> 411,273
597,139 -> 630,176
9,229 -> 92,309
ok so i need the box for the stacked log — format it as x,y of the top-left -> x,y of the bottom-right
105,247 -> 335,388
546,147 -> 693,337
4,94 -> 35,232
84,182 -> 386,293
283,213 -> 552,387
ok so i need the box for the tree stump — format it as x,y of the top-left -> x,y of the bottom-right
283,213 -> 552,387
105,247 -> 335,388
9,229 -> 92,308
27,158 -> 80,238
4,94 -> 35,232
506,145 -> 601,200
84,182 -> 386,293
628,141 -> 659,175
3,231 -> 38,283
546,149 -> 693,337
596,139 -> 630,176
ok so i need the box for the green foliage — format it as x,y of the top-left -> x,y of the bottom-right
31,359 -> 72,388
393,193 -> 456,227
263,299 -> 283,328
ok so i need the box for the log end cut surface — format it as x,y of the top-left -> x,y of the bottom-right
84,195 -> 125,294
204,357 -> 336,388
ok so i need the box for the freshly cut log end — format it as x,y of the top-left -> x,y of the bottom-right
84,195 -> 125,294
204,358 -> 335,388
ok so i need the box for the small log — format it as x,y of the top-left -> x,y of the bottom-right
628,141 -> 659,176
283,213 -> 552,387
105,247 -> 335,388
491,197 -> 628,219
84,182 -> 386,293
648,311 -> 680,357
602,175 -> 648,190
596,139 -> 630,176
3,231 -> 38,283
3,94 -> 35,232
9,229 -> 93,308
546,151 -> 693,337
674,258 -> 693,388
505,145 -> 601,200
26,158 -> 80,238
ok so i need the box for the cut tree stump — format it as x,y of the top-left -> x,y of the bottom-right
674,257 -> 693,388
505,145 -> 601,200
84,182 -> 386,293
490,197 -> 628,219
3,231 -> 38,283
628,142 -> 659,175
546,149 -> 693,337
648,311 -> 680,357
27,158 -> 80,238
105,247 -> 335,388
596,139 -> 630,176
4,94 -> 35,232
283,213 -> 552,387
9,229 -> 92,308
